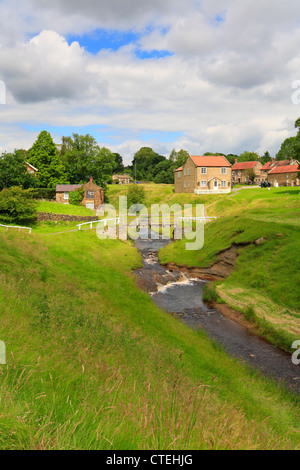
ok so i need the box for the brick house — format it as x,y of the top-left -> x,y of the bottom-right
25,161 -> 38,176
231,160 -> 263,184
112,174 -> 132,185
174,155 -> 232,194
267,163 -> 299,187
56,177 -> 104,210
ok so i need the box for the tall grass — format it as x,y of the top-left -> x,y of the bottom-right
0,231 -> 299,449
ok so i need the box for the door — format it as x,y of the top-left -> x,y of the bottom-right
213,180 -> 218,191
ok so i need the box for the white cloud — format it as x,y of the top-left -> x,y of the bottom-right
0,0 -> 300,162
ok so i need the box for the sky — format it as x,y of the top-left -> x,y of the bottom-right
0,0 -> 300,165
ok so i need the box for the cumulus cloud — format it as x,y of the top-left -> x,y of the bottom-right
0,0 -> 300,160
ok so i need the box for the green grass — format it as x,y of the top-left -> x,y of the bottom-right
158,187 -> 300,351
37,201 -> 96,216
0,230 -> 299,449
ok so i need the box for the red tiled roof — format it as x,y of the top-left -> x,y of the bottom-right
174,166 -> 183,172
190,156 -> 231,167
268,164 -> 299,175
261,160 -> 290,170
56,184 -> 82,192
232,161 -> 258,170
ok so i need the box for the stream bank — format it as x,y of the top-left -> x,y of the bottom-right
134,235 -> 300,394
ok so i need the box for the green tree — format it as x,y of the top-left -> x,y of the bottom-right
127,185 -> 146,208
0,150 -> 39,190
276,137 -> 300,161
27,131 -> 67,188
238,151 -> 259,162
0,187 -> 37,224
69,187 -> 84,206
113,153 -> 124,173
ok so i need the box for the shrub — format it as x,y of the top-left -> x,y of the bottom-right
127,185 -> 146,208
34,188 -> 56,200
0,187 -> 37,225
69,187 -> 84,206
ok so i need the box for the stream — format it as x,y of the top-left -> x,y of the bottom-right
134,233 -> 300,394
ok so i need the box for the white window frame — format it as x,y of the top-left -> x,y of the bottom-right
201,167 -> 207,174
221,181 -> 227,187
201,180 -> 207,187
64,192 -> 69,200
177,172 -> 181,179
221,167 -> 227,174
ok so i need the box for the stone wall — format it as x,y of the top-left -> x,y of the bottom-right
37,212 -> 99,222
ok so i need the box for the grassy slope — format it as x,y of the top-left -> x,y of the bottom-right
0,230 -> 299,450
37,201 -> 96,216
158,187 -> 300,351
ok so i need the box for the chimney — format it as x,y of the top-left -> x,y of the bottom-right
235,158 -> 238,164
90,176 -> 93,183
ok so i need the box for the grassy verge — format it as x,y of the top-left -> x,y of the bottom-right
158,187 -> 300,352
0,230 -> 299,449
37,201 -> 96,216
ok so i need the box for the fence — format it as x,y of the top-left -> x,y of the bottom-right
0,224 -> 32,234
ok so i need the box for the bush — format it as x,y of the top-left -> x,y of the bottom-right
34,188 -> 56,200
127,185 -> 146,208
0,187 -> 37,225
69,188 -> 84,206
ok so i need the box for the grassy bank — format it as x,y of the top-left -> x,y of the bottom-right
0,229 -> 299,449
158,187 -> 300,352
37,201 -> 96,216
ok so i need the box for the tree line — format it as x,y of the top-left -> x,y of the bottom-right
0,118 -> 299,191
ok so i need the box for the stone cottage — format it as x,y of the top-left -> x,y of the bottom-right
267,163 -> 299,187
231,160 -> 263,184
56,177 -> 104,210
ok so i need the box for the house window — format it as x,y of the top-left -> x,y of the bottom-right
177,172 -> 181,179
201,168 -> 207,174
221,181 -> 227,187
221,167 -> 227,174
184,181 -> 187,188
201,180 -> 207,187
64,192 -> 69,200
188,168 -> 190,176
184,169 -> 186,176
86,191 -> 94,198
86,202 -> 95,210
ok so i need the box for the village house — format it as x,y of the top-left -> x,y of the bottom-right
25,161 -> 38,176
112,174 -> 131,185
174,155 -> 232,194
56,177 -> 104,210
231,160 -> 263,184
267,162 -> 299,187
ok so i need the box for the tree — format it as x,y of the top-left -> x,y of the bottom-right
27,131 -> 67,188
238,151 -> 259,162
260,151 -> 272,166
276,118 -> 300,161
113,153 -> 124,173
133,147 -> 166,181
0,187 -> 37,224
245,168 -> 256,182
276,137 -> 300,161
0,150 -> 39,190
127,185 -> 146,208
69,187 -> 84,206
171,149 -> 189,168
